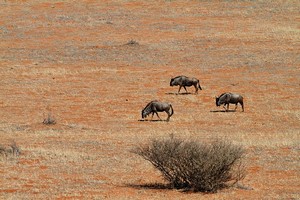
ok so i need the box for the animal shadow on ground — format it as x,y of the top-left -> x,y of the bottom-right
210,110 -> 237,113
126,183 -> 204,193
126,183 -> 173,190
165,92 -> 193,95
138,119 -> 169,122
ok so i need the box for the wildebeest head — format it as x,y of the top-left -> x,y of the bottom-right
141,108 -> 150,119
170,78 -> 175,86
215,93 -> 231,107
141,110 -> 147,119
216,93 -> 228,107
142,101 -> 156,119
170,76 -> 183,86
215,96 -> 220,106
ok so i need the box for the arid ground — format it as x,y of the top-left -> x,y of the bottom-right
0,0 -> 299,199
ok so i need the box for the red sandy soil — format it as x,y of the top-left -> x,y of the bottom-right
0,1 -> 299,199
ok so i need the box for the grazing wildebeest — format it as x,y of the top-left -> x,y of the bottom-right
170,75 -> 202,94
216,93 -> 244,112
141,100 -> 174,121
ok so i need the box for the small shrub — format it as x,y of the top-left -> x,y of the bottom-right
0,145 -> 6,157
10,141 -> 21,156
43,113 -> 56,125
0,141 -> 20,160
132,135 -> 246,192
125,39 -> 139,46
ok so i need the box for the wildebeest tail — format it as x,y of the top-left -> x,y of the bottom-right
240,96 -> 244,112
169,104 -> 174,117
198,80 -> 202,90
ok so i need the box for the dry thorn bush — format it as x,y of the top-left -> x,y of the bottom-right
132,135 -> 246,192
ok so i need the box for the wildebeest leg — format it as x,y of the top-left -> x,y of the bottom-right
155,112 -> 162,120
234,104 -> 238,111
178,86 -> 182,94
194,85 -> 198,94
166,111 -> 171,122
166,115 -> 170,122
223,104 -> 227,111
223,104 -> 229,111
150,112 -> 154,120
183,86 -> 188,93
240,102 -> 244,112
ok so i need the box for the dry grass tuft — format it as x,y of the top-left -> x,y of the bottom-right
0,141 -> 21,160
43,113 -> 56,125
125,40 -> 139,46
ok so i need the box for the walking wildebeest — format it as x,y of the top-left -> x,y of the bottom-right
170,75 -> 202,94
141,100 -> 174,121
216,93 -> 244,112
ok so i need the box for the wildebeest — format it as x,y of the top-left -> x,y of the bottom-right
216,93 -> 244,112
170,75 -> 202,94
141,100 -> 174,121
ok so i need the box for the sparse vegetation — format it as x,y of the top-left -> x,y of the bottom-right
0,0 -> 298,198
125,39 -> 139,46
133,135 -> 246,192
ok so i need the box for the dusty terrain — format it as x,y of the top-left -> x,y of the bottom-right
0,0 -> 299,199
